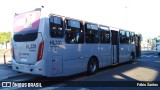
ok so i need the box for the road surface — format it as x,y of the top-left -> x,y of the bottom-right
0,51 -> 160,90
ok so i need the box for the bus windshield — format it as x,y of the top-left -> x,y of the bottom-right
13,10 -> 41,42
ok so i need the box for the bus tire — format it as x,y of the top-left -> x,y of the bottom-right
87,57 -> 98,75
130,53 -> 135,62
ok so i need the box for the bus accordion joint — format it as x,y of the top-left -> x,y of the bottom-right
37,40 -> 44,61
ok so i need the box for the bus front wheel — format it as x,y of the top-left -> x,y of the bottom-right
87,57 -> 98,75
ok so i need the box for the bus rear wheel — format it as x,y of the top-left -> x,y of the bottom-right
87,57 -> 98,75
130,53 -> 135,62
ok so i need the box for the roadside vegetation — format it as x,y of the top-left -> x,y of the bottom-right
0,32 -> 11,55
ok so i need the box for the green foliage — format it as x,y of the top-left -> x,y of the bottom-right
0,32 -> 11,44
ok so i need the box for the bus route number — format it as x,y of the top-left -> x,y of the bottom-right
26,44 -> 36,50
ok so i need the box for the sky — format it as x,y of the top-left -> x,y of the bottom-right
0,0 -> 160,39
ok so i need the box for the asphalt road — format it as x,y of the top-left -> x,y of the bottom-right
1,52 -> 160,90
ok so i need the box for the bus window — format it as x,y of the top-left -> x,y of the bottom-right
85,23 -> 99,43
49,16 -> 63,38
65,19 -> 84,44
131,32 -> 135,44
126,31 -> 130,44
99,26 -> 110,43
119,30 -> 126,43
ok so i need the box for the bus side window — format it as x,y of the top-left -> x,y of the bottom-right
131,32 -> 135,44
99,26 -> 110,43
85,23 -> 99,43
49,16 -> 63,38
126,31 -> 131,44
120,30 -> 126,43
65,19 -> 84,44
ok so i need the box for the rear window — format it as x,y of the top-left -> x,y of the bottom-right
13,10 -> 41,42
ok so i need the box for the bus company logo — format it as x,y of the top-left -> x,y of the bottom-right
2,82 -> 12,87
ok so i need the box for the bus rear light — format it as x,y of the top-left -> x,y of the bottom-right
11,44 -> 15,59
37,40 -> 44,61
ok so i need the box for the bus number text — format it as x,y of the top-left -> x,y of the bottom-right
26,44 -> 36,49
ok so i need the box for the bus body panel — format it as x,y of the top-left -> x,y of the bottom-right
61,44 -> 111,76
157,46 -> 160,54
100,44 -> 112,67
119,44 -> 130,63
62,44 -> 100,75
156,42 -> 160,54
119,44 -> 135,63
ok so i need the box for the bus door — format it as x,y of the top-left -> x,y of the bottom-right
111,30 -> 119,64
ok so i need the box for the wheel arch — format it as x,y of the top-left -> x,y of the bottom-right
88,55 -> 99,68
131,51 -> 135,59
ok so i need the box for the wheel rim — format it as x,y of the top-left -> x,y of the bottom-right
89,59 -> 97,72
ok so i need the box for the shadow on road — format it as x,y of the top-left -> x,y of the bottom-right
1,51 -> 160,88
17,53 -> 160,87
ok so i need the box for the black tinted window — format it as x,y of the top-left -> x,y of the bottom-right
120,30 -> 126,43
85,23 -> 99,43
49,16 -> 63,38
65,19 -> 84,44
131,32 -> 135,44
126,31 -> 130,44
99,26 -> 110,43
14,33 -> 38,42
120,30 -> 131,44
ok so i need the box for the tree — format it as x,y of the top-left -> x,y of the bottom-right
0,32 -> 11,49
0,32 -> 5,44
5,32 -> 11,43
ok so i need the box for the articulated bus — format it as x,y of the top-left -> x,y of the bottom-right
11,7 -> 141,77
